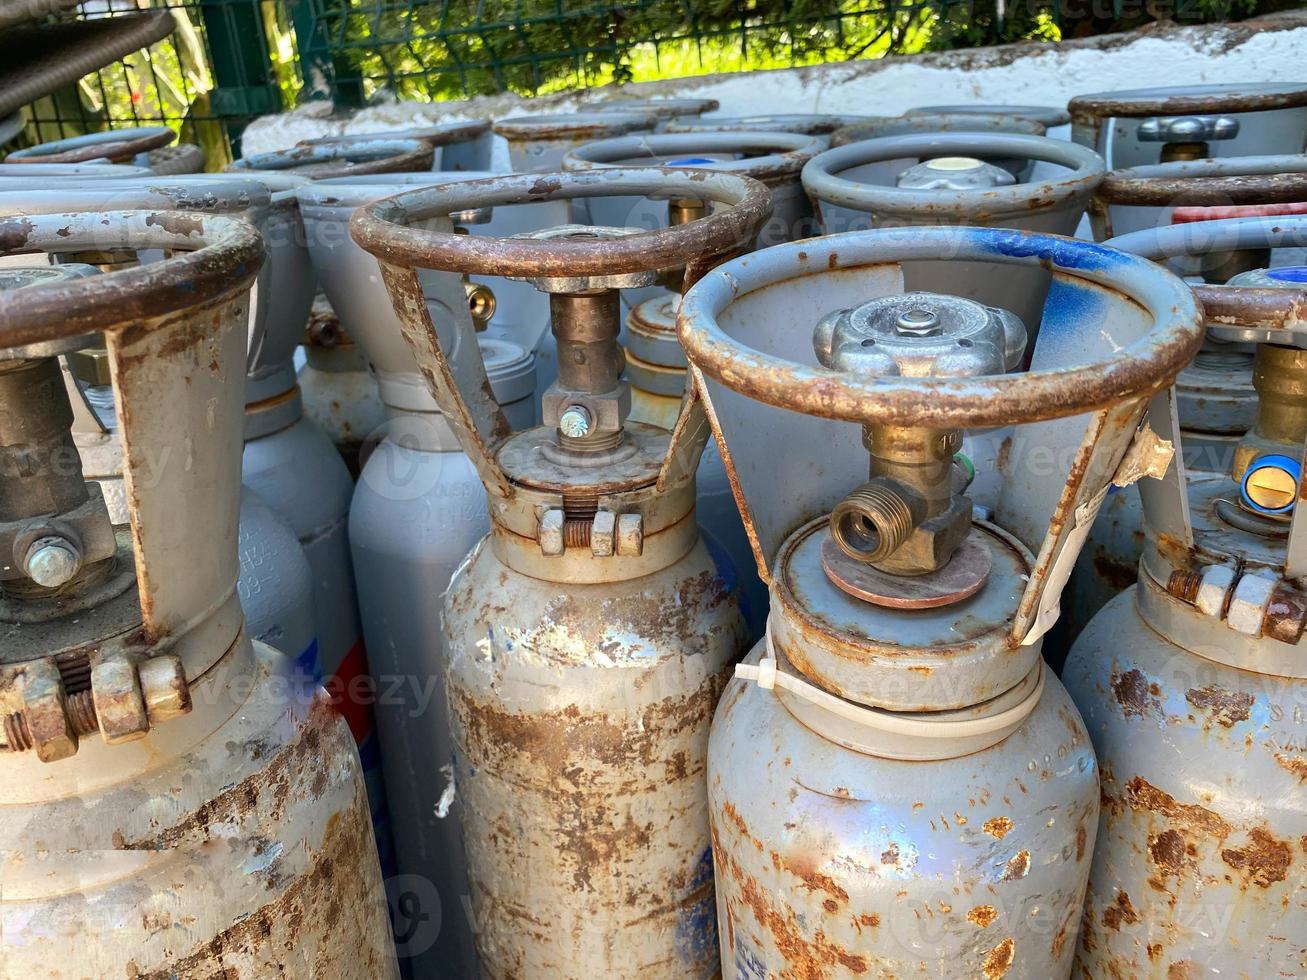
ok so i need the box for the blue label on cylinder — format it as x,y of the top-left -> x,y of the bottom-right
1269,267 -> 1307,284
676,847 -> 719,968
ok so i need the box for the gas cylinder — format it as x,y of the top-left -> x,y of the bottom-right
1063,216 -> 1307,978
679,224 -> 1203,979
590,96 -> 720,130
563,130 -> 827,248
352,167 -> 768,977
349,336 -> 534,978
1069,82 -> 1307,172
1061,213 -> 1307,649
0,176 -> 323,671
666,113 -> 871,136
300,169 -> 566,976
0,212 -> 397,977
492,111 -> 658,172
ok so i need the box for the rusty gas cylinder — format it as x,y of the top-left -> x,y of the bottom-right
679,223 -> 1203,978
1063,215 -> 1307,978
0,212 -> 396,977
351,168 -> 770,977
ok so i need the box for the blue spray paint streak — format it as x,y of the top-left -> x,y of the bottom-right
295,638 -> 322,682
676,846 -> 720,970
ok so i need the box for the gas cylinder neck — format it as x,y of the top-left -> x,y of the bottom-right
545,289 -> 631,456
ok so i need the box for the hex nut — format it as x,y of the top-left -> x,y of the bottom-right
23,536 -> 82,588
539,509 -> 565,556
1227,570 -> 1277,637
91,656 -> 149,744
22,660 -> 76,763
1195,564 -> 1236,619
591,510 -> 616,557
138,655 -> 191,724
616,513 -> 644,557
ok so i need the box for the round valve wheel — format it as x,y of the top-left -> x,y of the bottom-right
1096,155 -> 1307,210
1070,82 -> 1307,125
907,104 -> 1070,128
561,130 -> 826,183
297,119 -> 491,150
229,137 -> 433,178
802,131 -> 1103,218
830,113 -> 1043,147
5,126 -> 175,165
350,167 -> 772,283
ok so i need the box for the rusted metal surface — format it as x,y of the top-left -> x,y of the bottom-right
909,104 -> 1071,128
1065,580 -> 1307,980
443,535 -> 746,978
666,113 -> 865,136
1069,81 -> 1307,128
711,646 -> 1098,979
1,639 -> 398,978
591,97 -> 720,119
352,167 -> 771,277
1173,201 -> 1307,222
561,131 -> 826,186
492,111 -> 656,141
230,138 -> 433,178
0,210 -> 262,350
4,125 -> 174,164
299,119 -> 491,149
1095,155 -> 1307,208
830,112 -> 1044,146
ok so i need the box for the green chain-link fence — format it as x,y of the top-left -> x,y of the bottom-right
12,0 -> 1272,160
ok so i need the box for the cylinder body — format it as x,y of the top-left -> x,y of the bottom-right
238,487 -> 318,672
711,645 -> 1098,979
349,425 -> 489,978
443,536 -> 746,978
242,411 -> 395,875
0,637 -> 399,978
1064,580 -> 1307,977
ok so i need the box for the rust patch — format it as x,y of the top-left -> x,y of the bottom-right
1221,827 -> 1292,888
1111,669 -> 1161,719
779,852 -> 849,904
1124,777 -> 1230,839
968,904 -> 998,928
1101,890 -> 1140,931
1148,829 -> 1187,878
1148,943 -> 1163,961
1168,961 -> 1199,980
1093,553 -> 1137,592
880,842 -> 900,866
859,913 -> 880,927
1076,825 -> 1088,862
983,816 -> 1014,840
982,937 -> 1015,979
1000,849 -> 1030,881
1185,685 -> 1254,727
1275,753 -> 1307,781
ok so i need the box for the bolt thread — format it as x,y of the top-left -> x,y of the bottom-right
4,712 -> 32,752
67,690 -> 98,736
563,520 -> 592,548
1167,569 -> 1202,603
558,428 -> 623,454
831,480 -> 918,564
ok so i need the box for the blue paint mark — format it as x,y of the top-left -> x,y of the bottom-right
666,156 -> 718,166
675,847 -> 720,970
1269,266 -> 1307,283
703,528 -> 757,636
295,638 -> 322,681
